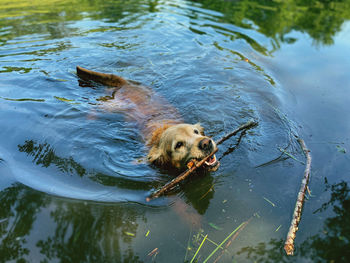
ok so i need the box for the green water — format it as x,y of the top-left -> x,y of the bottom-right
1,0 -> 350,262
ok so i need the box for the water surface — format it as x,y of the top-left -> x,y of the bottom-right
1,0 -> 350,262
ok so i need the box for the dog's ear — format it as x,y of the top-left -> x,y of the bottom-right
147,124 -> 172,165
195,123 -> 205,135
147,145 -> 165,165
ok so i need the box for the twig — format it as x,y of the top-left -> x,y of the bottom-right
200,234 -> 226,251
213,217 -> 252,263
203,221 -> 246,263
278,147 -> 305,165
275,224 -> 282,232
255,143 -> 291,168
216,120 -> 258,146
146,120 -> 258,201
199,184 -> 215,200
190,234 -> 208,263
219,130 -> 247,161
147,247 -> 159,257
146,149 -> 218,201
284,137 -> 312,255
263,196 -> 276,207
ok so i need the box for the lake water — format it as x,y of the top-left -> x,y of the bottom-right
1,0 -> 350,262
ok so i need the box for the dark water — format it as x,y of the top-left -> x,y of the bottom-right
1,0 -> 350,262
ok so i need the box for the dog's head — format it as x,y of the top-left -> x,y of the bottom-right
148,123 -> 220,171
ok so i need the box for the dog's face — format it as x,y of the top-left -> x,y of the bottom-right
148,123 -> 220,171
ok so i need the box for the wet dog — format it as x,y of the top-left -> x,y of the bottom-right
76,66 -> 219,172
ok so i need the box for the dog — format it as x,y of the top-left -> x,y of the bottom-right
76,66 -> 220,172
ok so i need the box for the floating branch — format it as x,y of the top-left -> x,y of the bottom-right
216,120 -> 258,146
284,138 -> 312,255
147,120 -> 258,201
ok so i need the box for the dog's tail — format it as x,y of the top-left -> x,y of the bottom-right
76,66 -> 128,87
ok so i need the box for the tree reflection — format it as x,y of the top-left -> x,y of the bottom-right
3,139 -> 216,261
300,180 -> 350,262
17,140 -> 157,191
0,0 -> 148,42
1,0 -> 349,54
0,184 -> 144,262
237,180 -> 350,262
36,200 -> 143,262
0,185 -> 34,262
193,0 -> 350,47
18,139 -> 215,208
18,140 -> 86,177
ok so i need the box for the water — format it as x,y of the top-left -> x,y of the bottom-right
1,0 -> 350,262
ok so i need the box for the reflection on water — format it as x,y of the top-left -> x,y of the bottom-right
193,0 -> 350,47
18,140 -> 86,177
1,180 -> 348,262
1,0 -> 350,262
0,184 -> 145,262
237,180 -> 350,263
16,139 -> 215,216
15,139 -> 160,202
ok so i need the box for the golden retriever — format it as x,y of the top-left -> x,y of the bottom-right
76,66 -> 219,172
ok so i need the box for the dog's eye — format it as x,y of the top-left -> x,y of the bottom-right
175,141 -> 184,149
194,129 -> 199,134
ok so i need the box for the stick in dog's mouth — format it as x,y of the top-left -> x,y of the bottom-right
187,152 -> 220,172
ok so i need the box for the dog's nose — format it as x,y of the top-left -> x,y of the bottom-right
198,138 -> 213,152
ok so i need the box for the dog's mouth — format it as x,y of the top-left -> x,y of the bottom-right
186,154 -> 220,172
204,154 -> 220,171
204,154 -> 217,166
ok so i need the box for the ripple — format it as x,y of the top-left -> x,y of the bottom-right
0,0 -> 289,204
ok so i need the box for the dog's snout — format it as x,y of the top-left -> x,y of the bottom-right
198,138 -> 213,152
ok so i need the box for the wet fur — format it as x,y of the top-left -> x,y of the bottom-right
148,123 -> 208,169
76,66 -> 217,171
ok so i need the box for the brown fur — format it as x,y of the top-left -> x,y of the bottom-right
77,66 -> 218,171
148,124 -> 174,148
147,123 -> 214,170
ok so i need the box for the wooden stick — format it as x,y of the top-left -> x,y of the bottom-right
284,138 -> 312,255
146,148 -> 218,201
216,120 -> 258,146
146,120 -> 258,201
